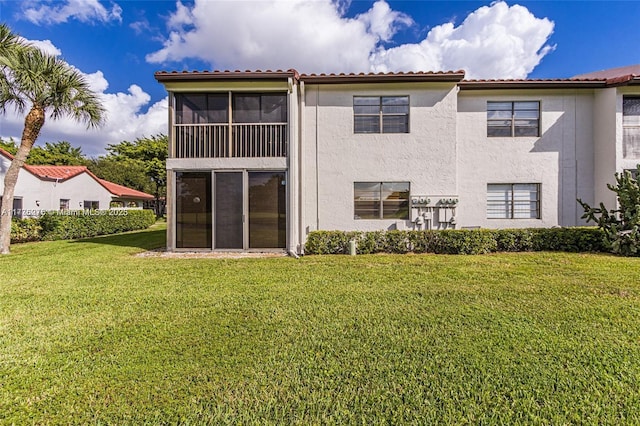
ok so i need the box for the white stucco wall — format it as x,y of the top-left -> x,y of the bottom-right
456,89 -> 595,228
303,82 -> 460,232
0,157 -> 115,216
593,88 -> 618,209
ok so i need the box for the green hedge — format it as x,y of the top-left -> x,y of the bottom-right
305,227 -> 607,255
10,210 -> 156,243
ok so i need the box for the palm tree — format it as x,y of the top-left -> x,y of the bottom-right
0,25 -> 105,254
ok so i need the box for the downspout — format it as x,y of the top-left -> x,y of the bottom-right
299,80 -> 305,255
316,85 -> 320,231
287,76 -> 299,257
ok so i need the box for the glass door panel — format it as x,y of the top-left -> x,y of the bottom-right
215,172 -> 243,249
249,171 -> 286,248
176,172 -> 212,248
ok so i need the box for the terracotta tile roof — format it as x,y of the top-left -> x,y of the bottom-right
572,64 -> 640,80
155,69 -> 299,82
23,165 -> 87,180
0,148 -> 153,200
299,70 -> 466,83
154,68 -> 466,83
96,178 -> 155,200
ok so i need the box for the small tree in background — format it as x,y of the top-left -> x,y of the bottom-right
0,24 -> 105,254
578,166 -> 640,256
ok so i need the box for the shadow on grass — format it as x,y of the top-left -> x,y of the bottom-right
69,226 -> 166,251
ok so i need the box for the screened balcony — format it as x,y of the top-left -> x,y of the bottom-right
172,92 -> 288,158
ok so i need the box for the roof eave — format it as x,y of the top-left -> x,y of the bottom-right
154,70 -> 299,83
300,72 -> 465,84
459,80 -> 608,90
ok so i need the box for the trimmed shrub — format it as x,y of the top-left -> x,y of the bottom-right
305,227 -> 606,255
10,218 -> 42,243
10,209 -> 156,243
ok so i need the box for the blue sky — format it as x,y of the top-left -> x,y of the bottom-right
0,0 -> 639,156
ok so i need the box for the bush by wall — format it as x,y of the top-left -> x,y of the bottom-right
10,209 -> 156,243
305,227 -> 606,255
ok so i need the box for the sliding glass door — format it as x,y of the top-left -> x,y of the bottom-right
215,172 -> 243,249
249,171 -> 286,248
175,170 -> 286,250
176,172 -> 212,248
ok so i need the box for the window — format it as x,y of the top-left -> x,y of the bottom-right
354,96 -> 409,133
175,93 -> 228,124
487,101 -> 540,137
0,196 -> 23,218
233,94 -> 287,123
623,168 -> 639,180
354,182 -> 410,219
83,200 -> 99,210
59,199 -> 70,211
623,97 -> 640,158
487,184 -> 540,219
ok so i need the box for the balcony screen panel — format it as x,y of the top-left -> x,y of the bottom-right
233,94 -> 261,123
261,95 -> 287,123
175,94 -> 227,124
233,94 -> 287,123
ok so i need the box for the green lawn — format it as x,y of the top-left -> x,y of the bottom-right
1,223 -> 640,424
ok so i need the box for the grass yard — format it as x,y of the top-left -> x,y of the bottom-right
1,222 -> 640,424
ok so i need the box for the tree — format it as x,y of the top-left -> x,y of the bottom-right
89,135 -> 167,216
578,166 -> 640,256
0,24 -> 105,254
0,138 -> 18,155
27,141 -> 90,166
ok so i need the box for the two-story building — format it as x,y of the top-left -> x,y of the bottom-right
155,65 -> 640,255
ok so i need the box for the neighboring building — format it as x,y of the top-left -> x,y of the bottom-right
0,147 -> 154,217
154,65 -> 640,254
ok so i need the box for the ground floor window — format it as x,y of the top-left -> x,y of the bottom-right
1,196 -> 23,218
487,183 -> 540,219
354,182 -> 410,220
60,199 -> 70,210
83,200 -> 99,210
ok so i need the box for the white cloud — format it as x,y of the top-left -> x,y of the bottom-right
148,0 -> 554,79
0,43 -> 166,157
370,2 -> 555,79
22,0 -> 122,25
20,38 -> 62,56
147,0 -> 412,73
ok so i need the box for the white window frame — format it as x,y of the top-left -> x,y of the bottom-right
353,96 -> 409,134
354,182 -> 410,220
487,183 -> 540,219
487,101 -> 540,137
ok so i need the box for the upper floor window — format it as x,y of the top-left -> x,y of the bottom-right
487,183 -> 540,219
174,93 -> 287,125
354,96 -> 409,134
354,182 -> 410,220
487,101 -> 540,137
233,94 -> 287,123
623,97 -> 640,158
175,93 -> 228,124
